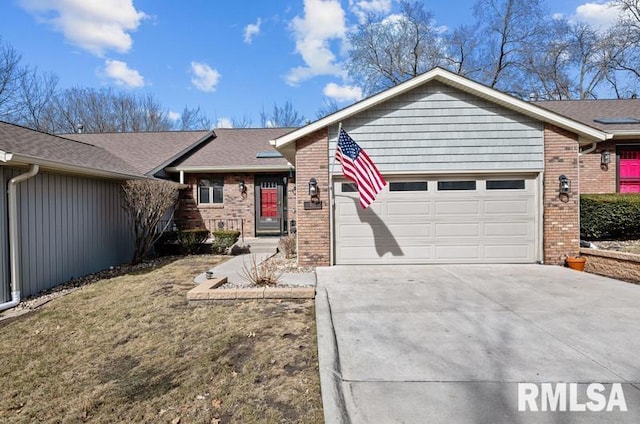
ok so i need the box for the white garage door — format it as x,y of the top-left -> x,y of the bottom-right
334,175 -> 539,264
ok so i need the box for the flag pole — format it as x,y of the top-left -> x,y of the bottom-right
329,122 -> 342,266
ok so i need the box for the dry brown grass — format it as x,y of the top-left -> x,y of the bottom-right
0,255 -> 323,424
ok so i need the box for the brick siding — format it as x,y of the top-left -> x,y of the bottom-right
579,140 -> 617,194
295,128 -> 331,266
175,173 -> 256,237
543,125 -> 580,265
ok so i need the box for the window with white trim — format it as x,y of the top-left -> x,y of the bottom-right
198,177 -> 223,204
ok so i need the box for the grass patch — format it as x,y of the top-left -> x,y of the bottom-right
0,255 -> 323,423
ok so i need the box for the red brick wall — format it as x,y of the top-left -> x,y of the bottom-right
175,173 -> 256,237
295,128 -> 331,266
579,140 -> 617,194
543,125 -> 580,265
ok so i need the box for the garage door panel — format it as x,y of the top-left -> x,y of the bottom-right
484,244 -> 533,260
435,201 -> 479,215
484,222 -> 532,237
387,201 -> 430,215
484,199 -> 531,214
435,245 -> 481,260
435,223 -> 479,237
335,175 -> 539,264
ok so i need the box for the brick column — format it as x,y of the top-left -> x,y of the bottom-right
295,128 -> 330,267
543,125 -> 580,265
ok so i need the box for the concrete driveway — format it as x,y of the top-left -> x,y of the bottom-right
315,265 -> 640,423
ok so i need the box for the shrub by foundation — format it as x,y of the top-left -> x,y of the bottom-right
581,194 -> 640,240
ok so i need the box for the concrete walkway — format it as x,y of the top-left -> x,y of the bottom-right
194,237 -> 316,287
316,264 -> 640,423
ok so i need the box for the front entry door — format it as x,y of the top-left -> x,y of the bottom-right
255,176 -> 285,235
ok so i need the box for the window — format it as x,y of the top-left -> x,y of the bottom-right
341,183 -> 357,192
198,177 -> 223,204
389,181 -> 428,192
437,180 -> 476,191
486,180 -> 525,190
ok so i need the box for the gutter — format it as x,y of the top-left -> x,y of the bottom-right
7,153 -> 144,180
0,164 -> 39,311
579,143 -> 597,155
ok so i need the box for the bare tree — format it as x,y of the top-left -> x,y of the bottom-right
0,37 -> 27,121
345,1 -> 445,94
259,101 -> 305,127
473,0 -> 548,94
316,97 -> 341,119
231,114 -> 253,128
177,105 -> 212,130
122,179 -> 180,264
46,87 -> 174,133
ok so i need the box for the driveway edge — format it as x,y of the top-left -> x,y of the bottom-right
316,287 -> 350,424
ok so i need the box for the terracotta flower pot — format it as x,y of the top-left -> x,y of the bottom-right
565,256 -> 587,271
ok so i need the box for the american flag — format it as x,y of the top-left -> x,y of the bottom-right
335,128 -> 387,208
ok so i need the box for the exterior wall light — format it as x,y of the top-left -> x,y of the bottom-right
309,178 -> 319,202
559,175 -> 571,194
601,150 -> 611,170
238,180 -> 247,195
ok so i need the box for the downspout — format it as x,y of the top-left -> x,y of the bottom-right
0,164 -> 39,311
579,142 -> 597,155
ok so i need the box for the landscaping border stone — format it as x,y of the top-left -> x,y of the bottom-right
579,247 -> 640,284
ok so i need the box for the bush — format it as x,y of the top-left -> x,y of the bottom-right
211,230 -> 241,254
278,234 -> 296,258
581,194 -> 640,240
240,254 -> 282,286
154,229 -> 209,256
177,229 -> 210,254
154,231 -> 179,256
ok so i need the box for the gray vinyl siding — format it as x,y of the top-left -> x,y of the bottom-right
329,81 -> 544,173
1,167 -> 133,301
0,168 -> 8,302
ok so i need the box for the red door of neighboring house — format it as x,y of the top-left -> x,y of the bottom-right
619,150 -> 640,193
260,186 -> 278,218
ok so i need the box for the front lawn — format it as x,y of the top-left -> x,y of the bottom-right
0,256 -> 323,423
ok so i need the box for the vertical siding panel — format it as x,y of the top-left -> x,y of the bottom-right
7,169 -> 134,297
0,167 -> 7,302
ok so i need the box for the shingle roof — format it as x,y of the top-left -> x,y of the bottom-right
174,128 -> 295,169
65,130 -> 212,175
535,99 -> 640,132
0,121 -> 143,178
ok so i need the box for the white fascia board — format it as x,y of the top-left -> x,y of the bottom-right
273,67 -> 609,149
166,165 -> 291,173
7,153 -> 146,180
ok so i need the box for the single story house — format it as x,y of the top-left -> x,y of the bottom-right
0,121 -> 144,310
68,128 -> 296,237
272,67 -> 616,267
534,100 -> 640,194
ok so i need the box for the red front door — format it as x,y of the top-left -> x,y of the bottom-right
619,151 -> 640,192
260,187 -> 278,217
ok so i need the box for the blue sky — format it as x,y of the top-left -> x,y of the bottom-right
0,1 -> 622,128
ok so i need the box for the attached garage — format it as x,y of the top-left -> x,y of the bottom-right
334,175 -> 540,264
273,67 -> 610,267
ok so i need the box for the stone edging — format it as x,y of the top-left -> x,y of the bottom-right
579,247 -> 640,263
187,276 -> 315,303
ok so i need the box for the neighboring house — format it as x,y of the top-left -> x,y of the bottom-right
69,128 -> 296,238
273,67 -> 613,267
0,121 -> 144,309
535,100 -> 640,194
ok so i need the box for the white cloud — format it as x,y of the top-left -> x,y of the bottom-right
286,0 -> 347,85
216,117 -> 233,128
244,18 -> 262,44
323,82 -> 363,102
349,0 -> 392,23
573,2 -> 621,29
103,59 -> 144,87
168,111 -> 181,121
19,0 -> 147,56
190,61 -> 221,92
